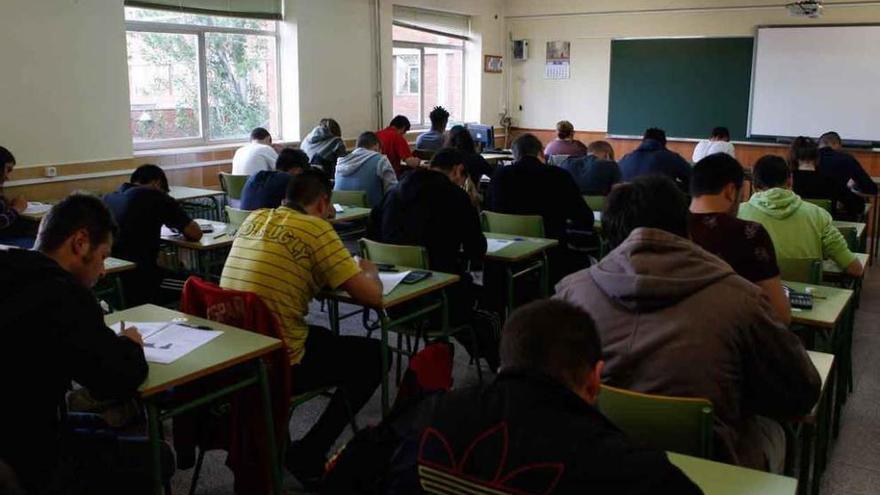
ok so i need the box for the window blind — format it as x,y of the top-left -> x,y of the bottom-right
393,5 -> 470,39
125,0 -> 281,20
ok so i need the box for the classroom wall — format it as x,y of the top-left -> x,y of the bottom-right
505,0 -> 880,133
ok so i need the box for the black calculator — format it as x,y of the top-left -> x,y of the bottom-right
783,285 -> 814,310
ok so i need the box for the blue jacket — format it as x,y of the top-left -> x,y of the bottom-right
619,140 -> 691,190
560,155 -> 622,195
240,170 -> 293,211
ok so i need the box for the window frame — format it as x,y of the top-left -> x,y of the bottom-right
125,17 -> 281,150
392,23 -> 466,130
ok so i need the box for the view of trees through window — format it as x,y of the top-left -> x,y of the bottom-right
125,7 -> 278,147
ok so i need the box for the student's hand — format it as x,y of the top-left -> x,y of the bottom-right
10,196 -> 27,213
121,327 -> 144,347
355,256 -> 379,277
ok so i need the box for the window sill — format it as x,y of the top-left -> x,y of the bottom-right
133,140 -> 298,157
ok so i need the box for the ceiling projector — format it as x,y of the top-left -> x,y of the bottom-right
786,1 -> 823,18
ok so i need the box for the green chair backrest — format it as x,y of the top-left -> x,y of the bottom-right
359,238 -> 429,269
804,198 -> 832,213
777,257 -> 823,284
837,227 -> 859,252
332,190 -> 369,208
225,206 -> 251,229
481,211 -> 545,237
584,195 -> 605,211
598,385 -> 714,458
219,173 -> 250,201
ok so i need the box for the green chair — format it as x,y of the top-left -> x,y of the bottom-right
584,195 -> 605,212
218,172 -> 249,202
481,211 -> 545,237
332,190 -> 369,208
837,227 -> 859,252
225,206 -> 251,229
777,258 -> 823,284
598,385 -> 714,458
804,198 -> 832,213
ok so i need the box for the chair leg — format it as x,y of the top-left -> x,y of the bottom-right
395,332 -> 403,384
189,447 -> 206,495
469,325 -> 483,385
340,388 -> 360,434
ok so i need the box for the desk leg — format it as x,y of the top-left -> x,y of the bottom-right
256,360 -> 283,495
146,401 -> 164,495
328,300 -> 340,335
540,253 -> 550,297
799,423 -> 815,495
379,312 -> 391,416
505,266 -> 514,321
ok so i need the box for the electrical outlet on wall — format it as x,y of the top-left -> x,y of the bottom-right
45,166 -> 57,178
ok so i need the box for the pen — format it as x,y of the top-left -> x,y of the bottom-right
213,232 -> 228,239
120,320 -> 125,333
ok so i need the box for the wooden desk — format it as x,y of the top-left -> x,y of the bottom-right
797,351 -> 836,495
668,452 -> 797,495
786,281 -> 854,330
106,304 -> 283,494
169,186 -> 224,202
19,202 -> 53,222
484,232 -> 558,318
104,256 -> 136,275
481,152 -> 513,165
831,220 -> 865,241
330,205 -> 371,224
321,267 -> 459,414
822,252 -> 869,276
161,219 -> 233,279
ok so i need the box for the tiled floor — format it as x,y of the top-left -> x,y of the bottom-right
170,264 -> 880,494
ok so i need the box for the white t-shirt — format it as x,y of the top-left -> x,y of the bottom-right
232,143 -> 278,175
692,140 -> 736,163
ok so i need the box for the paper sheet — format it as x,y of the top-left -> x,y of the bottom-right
379,271 -> 412,295
594,211 -> 602,222
486,239 -> 515,253
23,202 -> 51,215
142,324 -> 223,364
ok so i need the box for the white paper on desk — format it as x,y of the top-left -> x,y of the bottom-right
593,211 -> 602,222
111,321 -> 171,340
160,225 -> 180,237
23,202 -> 51,215
486,239 -> 514,253
142,324 -> 223,364
379,271 -> 411,295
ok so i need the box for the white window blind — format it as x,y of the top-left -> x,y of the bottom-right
393,5 -> 470,40
125,0 -> 281,20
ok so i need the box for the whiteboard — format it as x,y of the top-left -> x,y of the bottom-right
749,25 -> 880,142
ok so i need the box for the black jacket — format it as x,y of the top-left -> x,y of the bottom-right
560,155 -> 622,195
368,168 -> 486,276
793,169 -> 864,220
0,249 -> 147,491
488,156 -> 594,243
619,140 -> 692,190
818,147 -> 877,195
386,372 -> 702,494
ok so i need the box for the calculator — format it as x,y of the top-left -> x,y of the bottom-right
783,285 -> 814,310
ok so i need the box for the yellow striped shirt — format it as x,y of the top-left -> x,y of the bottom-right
220,206 -> 360,364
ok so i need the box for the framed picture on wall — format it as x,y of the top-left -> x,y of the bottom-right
484,55 -> 503,73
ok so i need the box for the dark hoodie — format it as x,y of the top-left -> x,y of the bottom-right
555,228 -> 820,469
0,248 -> 147,492
619,139 -> 692,190
368,168 -> 486,276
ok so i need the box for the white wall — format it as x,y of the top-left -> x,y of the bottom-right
506,0 -> 880,132
0,0 -> 132,167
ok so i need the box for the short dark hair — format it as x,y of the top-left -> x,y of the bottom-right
0,146 -> 15,166
818,131 -> 842,149
444,125 -> 477,153
250,127 -> 271,141
276,148 -> 310,172
428,106 -> 450,129
356,131 -> 381,150
501,299 -> 602,390
36,193 -> 117,253
320,118 -> 341,138
430,148 -> 464,172
752,155 -> 791,190
285,168 -> 332,208
789,136 -> 818,171
130,164 -> 169,193
711,127 -> 731,140
587,140 -> 615,161
389,115 -> 411,132
603,175 -> 689,248
512,133 -> 544,160
643,127 -> 667,145
691,153 -> 744,197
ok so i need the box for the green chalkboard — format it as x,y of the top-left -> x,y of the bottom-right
608,38 -> 754,141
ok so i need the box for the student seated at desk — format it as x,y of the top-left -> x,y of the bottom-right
489,133 -> 594,283
377,115 -> 422,178
619,128 -> 691,190
335,131 -> 398,207
0,146 -> 30,247
818,131 -> 878,219
104,165 -> 203,306
415,106 -> 449,152
560,140 -> 621,196
445,125 -> 494,204
240,148 -> 309,210
556,175 -> 820,472
0,194 -> 154,494
689,153 -> 790,325
220,169 -> 386,489
789,136 -> 860,220
324,300 -> 701,493
368,148 -> 497,369
232,127 -> 279,176
692,126 -> 736,163
544,120 -> 588,158
738,155 -> 863,278
301,118 -> 347,176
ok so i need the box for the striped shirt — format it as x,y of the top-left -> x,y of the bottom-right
220,206 -> 360,364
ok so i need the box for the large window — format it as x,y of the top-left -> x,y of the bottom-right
125,7 -> 279,148
392,22 -> 466,128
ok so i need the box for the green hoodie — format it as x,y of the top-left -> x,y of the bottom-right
738,188 -> 856,270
